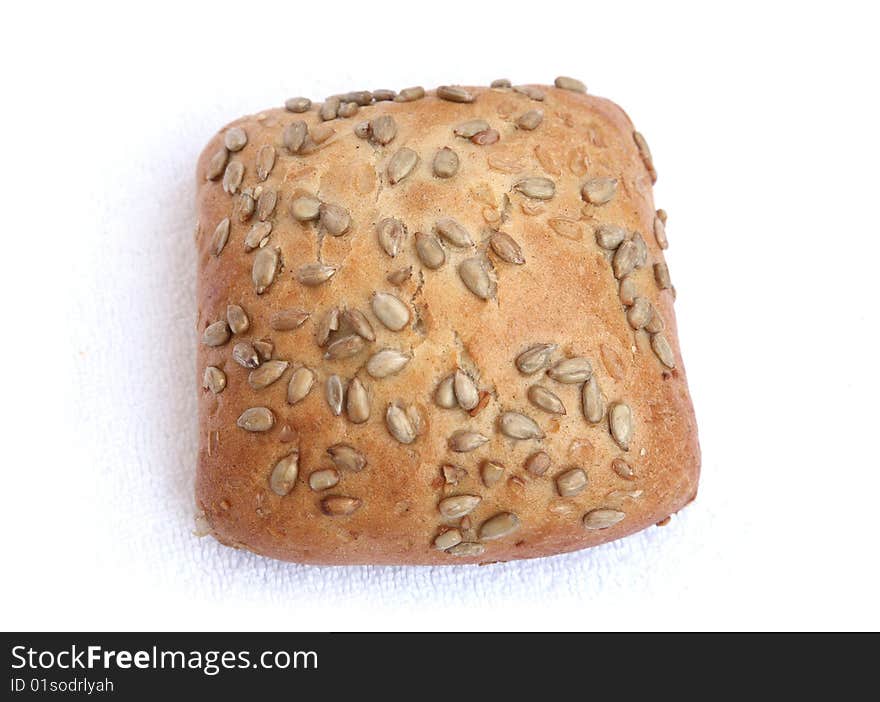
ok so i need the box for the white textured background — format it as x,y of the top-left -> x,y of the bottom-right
2,0 -> 878,631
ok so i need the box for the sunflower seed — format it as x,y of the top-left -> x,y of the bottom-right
285,97 -> 311,113
316,204 -> 350,238
340,90 -> 372,106
434,529 -> 463,550
210,218 -> 230,255
471,129 -> 499,145
612,240 -> 639,279
516,109 -> 544,130
454,119 -> 490,138
435,217 -> 473,247
373,89 -> 396,101
396,86 -> 425,102
435,375 -> 457,408
548,357 -> 592,384
270,308 -> 310,331
326,375 -> 345,416
354,121 -> 371,139
645,308 -> 665,333
458,256 -> 494,299
206,148 -> 228,180
581,177 -> 618,205
376,217 -> 407,257
525,451 -> 551,476
343,308 -> 375,341
296,263 -> 338,286
316,307 -> 340,347
222,126 -> 246,152
454,370 -> 480,411
555,75 -> 587,92
653,262 -> 671,290
651,333 -> 676,368
237,407 -> 275,432
269,452 -> 299,495
438,494 -> 481,518
479,512 -> 520,540
202,366 -> 226,393
287,366 -> 315,404
595,224 -> 627,249
346,377 -> 371,423
369,114 -> 397,145
308,469 -> 340,492
513,177 -> 555,200
516,343 -> 558,374
253,339 -> 274,361
387,147 -> 418,184
617,276 -> 636,307
448,430 -> 489,452
627,297 -> 653,330
581,376 -> 605,424
447,542 -> 485,557
338,101 -> 358,118
609,402 -> 633,451
528,385 -> 566,415
324,334 -> 365,360
255,189 -> 277,221
612,457 -> 635,480
253,145 -> 276,182
437,85 -> 475,103
327,443 -> 366,473
321,496 -> 362,516
489,231 -> 525,264
499,411 -> 544,440
480,460 -> 505,487
433,147 -> 460,178
319,96 -> 340,121
556,468 -> 588,497
202,320 -> 230,347
490,78 -> 511,88
410,231 -> 445,270
387,266 -> 412,286
249,360 -> 289,390
632,232 -> 648,267
583,508 -> 625,530
252,246 -> 279,294
237,190 -> 255,222
371,292 -> 410,331
386,403 -> 416,443
653,214 -> 669,249
244,221 -> 272,251
633,132 -> 653,180
366,348 -> 410,378
283,121 -> 308,153
232,341 -> 260,368
222,161 -> 244,194
290,195 -> 321,221
513,85 -> 545,101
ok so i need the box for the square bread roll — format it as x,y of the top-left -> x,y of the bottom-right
194,79 -> 700,565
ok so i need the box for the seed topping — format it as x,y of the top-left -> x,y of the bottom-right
269,452 -> 299,495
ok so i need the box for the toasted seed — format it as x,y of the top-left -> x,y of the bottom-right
612,457 -> 635,480
437,85 -> 475,103
346,377 -> 371,423
296,263 -> 338,286
354,121 -> 371,139
327,443 -> 366,472
479,512 -> 520,540
513,85 -> 545,100
583,508 -> 625,530
386,403 -> 416,444
481,460 -> 505,487
454,370 -> 480,411
581,177 -> 618,205
491,78 -> 511,88
447,542 -> 485,557
489,231 -> 525,264
224,126 -> 247,152
654,262 -> 671,290
633,131 -> 653,165
499,411 -> 544,440
387,147 -> 418,184
316,307 -> 340,347
285,97 -> 311,113
319,96 -> 340,121
287,366 -> 315,405
471,129 -> 499,145
612,240 -> 639,279
435,375 -> 457,408
256,189 -> 277,221
632,232 -> 648,267
396,86 -> 425,102
548,357 -> 592,384
514,176 -> 555,200
376,217 -> 407,257
321,496 -> 362,516
202,366 -> 226,394
253,339 -> 274,361
255,145 -> 276,182
244,221 -> 272,251
448,430 -> 489,452
438,494 -> 481,518
202,320 -> 230,347
211,218 -> 230,256
516,109 -> 544,130
433,147 -> 460,178
435,217 -> 473,247
326,375 -> 345,416
309,469 -> 340,492
252,247 -> 279,294
618,276 -> 637,307
554,75 -> 586,92
206,148 -> 228,180
645,309 -> 665,334
458,256 -> 494,299
454,119 -> 490,138
222,161 -> 244,194
290,195 -> 321,221
627,297 -> 653,330
387,266 -> 412,286
269,452 -> 299,495
525,451 -> 551,476
283,121 -> 308,153
372,89 -> 396,101
528,385 -> 566,415
581,376 -> 605,424
516,343 -> 558,374
343,308 -> 375,341
651,333 -> 676,368
317,203 -> 350,237
324,334 -> 365,360
371,292 -> 410,331
609,402 -> 633,451
269,308 -> 309,332
237,407 -> 275,432
416,231 -> 446,269
595,223 -> 628,249
249,360 -> 289,390
653,215 -> 669,249
232,341 -> 260,368
338,101 -> 358,118
369,114 -> 397,145
366,348 -> 410,378
237,190 -> 255,222
434,529 -> 463,550
340,90 -> 373,106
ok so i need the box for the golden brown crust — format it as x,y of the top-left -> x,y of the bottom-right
194,83 -> 700,565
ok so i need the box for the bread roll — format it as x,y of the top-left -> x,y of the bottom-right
194,79 -> 699,565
